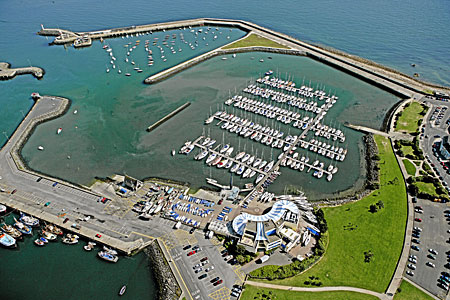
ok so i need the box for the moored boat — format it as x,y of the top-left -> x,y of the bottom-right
41,230 -> 57,241
62,233 -> 79,245
14,218 -> 32,235
20,212 -> 39,227
1,223 -> 22,239
0,232 -> 16,248
119,285 -> 127,296
0,204 -> 6,214
98,251 -> 119,263
34,238 -> 45,246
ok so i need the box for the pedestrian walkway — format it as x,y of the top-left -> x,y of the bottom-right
246,281 -> 388,300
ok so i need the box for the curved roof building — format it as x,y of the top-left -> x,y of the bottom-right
232,200 -> 299,238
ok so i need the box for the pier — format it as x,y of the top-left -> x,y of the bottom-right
0,62 -> 44,81
37,18 -> 450,98
147,102 -> 191,132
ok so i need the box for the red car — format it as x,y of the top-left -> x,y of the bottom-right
95,234 -> 102,238
414,218 -> 422,222
200,257 -> 208,262
187,250 -> 197,256
213,279 -> 223,286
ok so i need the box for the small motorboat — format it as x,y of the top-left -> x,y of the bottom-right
0,232 -> 16,248
171,149 -> 175,156
34,238 -> 45,246
40,237 -> 48,244
37,146 -> 44,151
0,204 -> 6,214
84,241 -> 96,251
98,251 -> 118,263
62,233 -> 79,245
41,230 -> 57,241
57,128 -> 62,134
119,285 -> 127,296
1,223 -> 22,239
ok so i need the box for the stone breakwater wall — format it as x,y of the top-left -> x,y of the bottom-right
144,47 -> 305,85
145,240 -> 181,300
0,62 -> 44,81
7,96 -> 100,194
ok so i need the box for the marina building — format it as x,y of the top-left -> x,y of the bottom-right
231,200 -> 301,253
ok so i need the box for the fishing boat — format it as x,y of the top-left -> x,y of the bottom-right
84,241 -> 96,251
57,128 -> 62,134
20,212 -> 39,227
14,218 -> 32,235
0,232 -> 16,248
119,285 -> 127,296
98,251 -> 119,263
34,238 -> 45,246
43,224 -> 63,235
1,223 -> 22,239
62,233 -> 79,245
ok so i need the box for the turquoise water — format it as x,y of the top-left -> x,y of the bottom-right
1,0 -> 449,298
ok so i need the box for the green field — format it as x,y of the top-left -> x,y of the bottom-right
415,181 -> 438,197
222,33 -> 290,49
393,280 -> 434,300
395,102 -> 426,133
403,159 -> 417,176
240,285 -> 379,300
258,135 -> 407,293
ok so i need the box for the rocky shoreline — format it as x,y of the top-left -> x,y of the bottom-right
144,241 -> 181,300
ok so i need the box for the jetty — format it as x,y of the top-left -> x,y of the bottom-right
37,18 -> 449,98
147,102 -> 191,132
0,62 -> 44,81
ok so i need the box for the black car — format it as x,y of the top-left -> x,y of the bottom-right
36,177 -> 42,182
189,227 -> 195,234
412,233 -> 421,238
210,277 -> 220,283
198,273 -> 207,280
183,245 -> 192,250
412,239 -> 420,244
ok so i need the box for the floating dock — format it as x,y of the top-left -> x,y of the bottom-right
147,102 -> 191,132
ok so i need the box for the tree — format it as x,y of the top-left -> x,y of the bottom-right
364,250 -> 374,263
369,204 -> 378,213
235,245 -> 246,255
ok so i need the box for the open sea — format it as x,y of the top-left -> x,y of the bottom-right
1,0 -> 449,299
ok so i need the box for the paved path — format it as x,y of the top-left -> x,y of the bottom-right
246,281 -> 389,300
345,124 -> 391,138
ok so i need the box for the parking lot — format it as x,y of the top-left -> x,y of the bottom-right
406,197 -> 450,298
162,225 -> 245,300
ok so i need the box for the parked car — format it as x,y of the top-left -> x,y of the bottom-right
187,250 -> 196,256
213,279 -> 223,286
198,274 -> 207,280
407,263 -> 416,270
183,245 -> 192,250
406,270 -> 414,276
210,277 -> 220,283
415,218 -> 422,222
411,245 -> 420,251
429,249 -> 439,255
426,262 -> 436,268
205,266 -> 215,272
11,189 -> 17,194
200,257 -> 208,262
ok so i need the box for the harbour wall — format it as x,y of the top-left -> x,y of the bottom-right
37,18 -> 450,97
147,102 -> 191,132
0,62 -> 44,81
145,47 -> 305,84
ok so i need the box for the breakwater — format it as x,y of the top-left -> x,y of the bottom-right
145,240 -> 182,300
37,18 -> 450,98
144,47 -> 305,85
147,102 -> 191,132
0,62 -> 44,81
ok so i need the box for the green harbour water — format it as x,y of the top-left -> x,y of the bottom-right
0,214 -> 156,300
21,51 -> 399,199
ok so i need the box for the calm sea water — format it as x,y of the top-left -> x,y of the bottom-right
1,0 -> 449,298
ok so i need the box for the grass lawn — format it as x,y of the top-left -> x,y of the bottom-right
415,181 -> 438,197
222,33 -> 290,49
400,145 -> 415,156
393,280 -> 434,300
403,159 -> 417,176
261,135 -> 407,293
241,285 -> 379,300
395,102 -> 426,133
